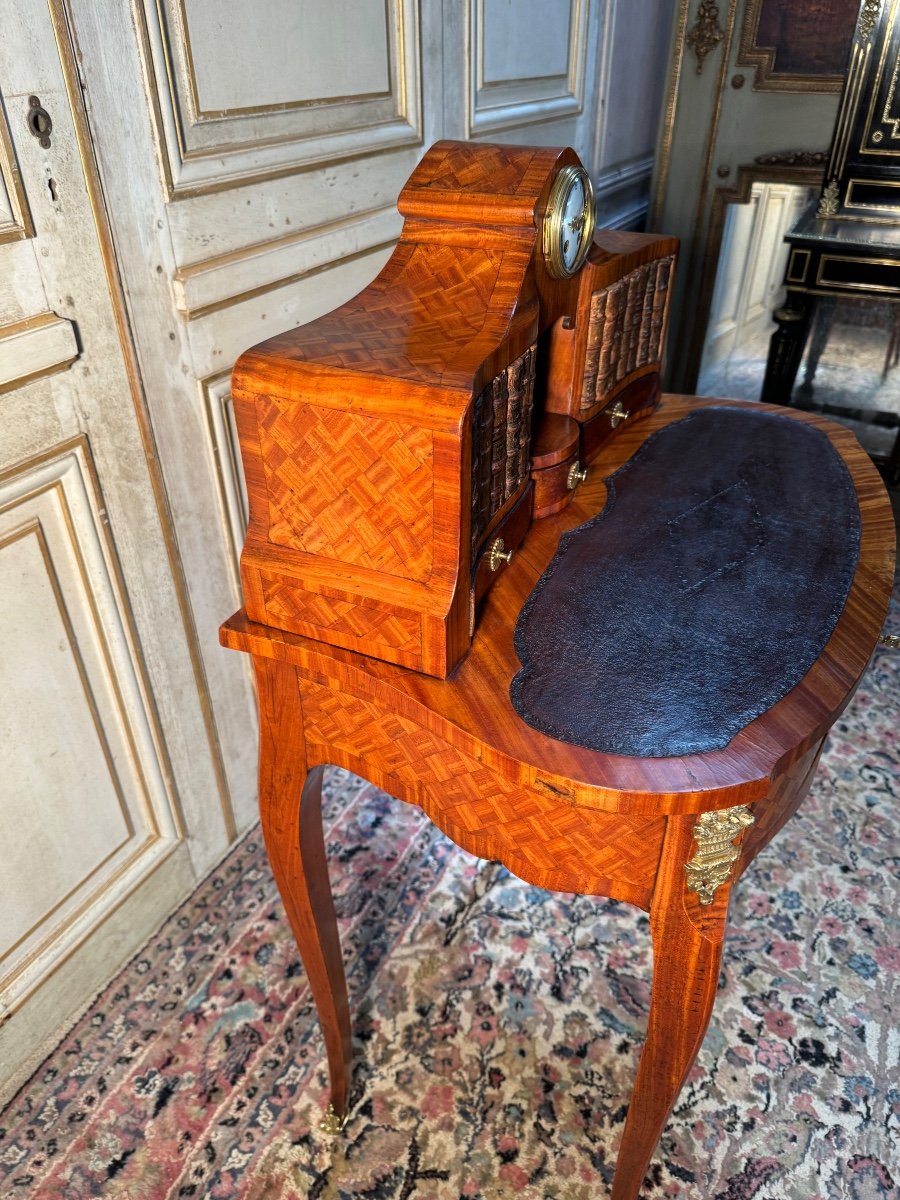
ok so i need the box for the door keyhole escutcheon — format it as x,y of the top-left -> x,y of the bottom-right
26,96 -> 52,148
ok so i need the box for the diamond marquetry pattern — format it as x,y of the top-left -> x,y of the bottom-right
301,682 -> 665,890
262,581 -> 420,652
260,402 -> 434,581
426,144 -> 537,195
277,246 -> 502,386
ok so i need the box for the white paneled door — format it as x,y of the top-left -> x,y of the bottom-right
0,0 -> 234,1096
1,0 -> 672,1096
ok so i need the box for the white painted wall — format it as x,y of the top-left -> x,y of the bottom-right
595,0 -> 676,228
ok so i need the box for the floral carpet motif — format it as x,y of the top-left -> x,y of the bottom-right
1,591 -> 898,1199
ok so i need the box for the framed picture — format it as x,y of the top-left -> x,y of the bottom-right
738,0 -> 860,92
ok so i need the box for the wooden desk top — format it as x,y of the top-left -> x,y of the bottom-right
221,395 -> 895,819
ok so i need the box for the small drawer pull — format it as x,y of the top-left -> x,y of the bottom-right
567,462 -> 588,489
608,401 -> 629,428
489,537 -> 513,572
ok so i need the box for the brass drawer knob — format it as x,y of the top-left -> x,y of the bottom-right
489,537 -> 513,572
608,400 -> 629,428
567,462 -> 588,489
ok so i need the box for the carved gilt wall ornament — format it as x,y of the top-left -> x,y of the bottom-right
754,150 -> 828,167
857,1 -> 882,44
684,806 -> 755,905
817,178 -> 841,218
686,1 -> 725,75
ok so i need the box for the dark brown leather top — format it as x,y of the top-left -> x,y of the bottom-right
510,407 -> 861,757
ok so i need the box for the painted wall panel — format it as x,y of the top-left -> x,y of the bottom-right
184,0 -> 391,111
0,528 -> 132,951
0,443 -> 179,1018
594,0 -> 676,228
0,98 -> 32,242
141,0 -> 422,193
469,0 -> 587,135
482,0 -> 573,80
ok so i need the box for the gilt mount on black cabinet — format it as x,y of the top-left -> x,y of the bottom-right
817,0 -> 900,221
761,1 -> 900,479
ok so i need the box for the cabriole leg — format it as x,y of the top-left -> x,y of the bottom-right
253,656 -> 352,1128
611,811 -> 744,1200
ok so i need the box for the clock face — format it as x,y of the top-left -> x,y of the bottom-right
543,165 -> 596,279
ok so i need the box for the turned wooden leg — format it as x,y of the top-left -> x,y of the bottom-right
798,296 -> 834,394
611,811 -> 745,1200
760,294 -> 813,405
254,656 -> 352,1124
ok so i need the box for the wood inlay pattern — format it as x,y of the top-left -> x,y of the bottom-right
543,231 -> 678,437
260,401 -> 434,580
222,389 -> 895,1200
248,244 -> 507,388
232,141 -> 596,675
260,578 -> 421,656
300,678 -> 666,899
415,143 -> 541,195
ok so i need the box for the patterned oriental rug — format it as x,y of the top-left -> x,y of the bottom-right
1,593 -> 898,1199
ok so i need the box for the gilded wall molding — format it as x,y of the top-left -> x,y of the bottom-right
681,160 -> 826,390
686,1 -> 725,74
858,1 -> 883,43
737,0 -> 859,94
650,0 -> 694,227
681,0 -> 741,356
171,0 -> 393,121
467,0 -> 587,135
0,312 -> 78,392
653,0 -> 839,392
173,205 -> 400,320
46,0 -> 236,837
754,149 -> 829,166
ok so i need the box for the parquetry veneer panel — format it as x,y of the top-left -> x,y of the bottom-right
234,142 -> 678,677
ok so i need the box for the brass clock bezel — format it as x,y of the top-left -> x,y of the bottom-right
542,164 -> 596,279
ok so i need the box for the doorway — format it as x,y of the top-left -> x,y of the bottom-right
696,180 -> 900,464
698,181 -> 812,399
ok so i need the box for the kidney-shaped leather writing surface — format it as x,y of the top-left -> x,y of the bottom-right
510,406 -> 862,757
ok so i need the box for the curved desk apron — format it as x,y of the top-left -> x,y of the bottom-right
220,395 -> 895,1200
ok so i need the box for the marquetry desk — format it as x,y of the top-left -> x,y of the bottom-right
221,394 -> 895,1200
